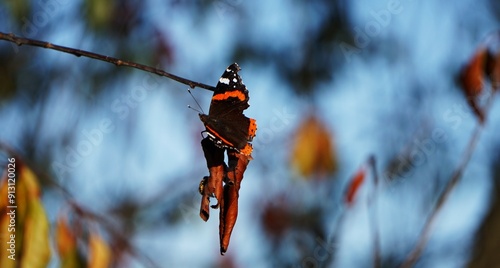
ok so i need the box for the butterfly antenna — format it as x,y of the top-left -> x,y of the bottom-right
187,88 -> 205,114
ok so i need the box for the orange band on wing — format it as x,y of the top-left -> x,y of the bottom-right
212,90 -> 246,101
205,125 -> 235,147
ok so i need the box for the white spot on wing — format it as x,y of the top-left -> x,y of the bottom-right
219,77 -> 230,85
233,78 -> 238,82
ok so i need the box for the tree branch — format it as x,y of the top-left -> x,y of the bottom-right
400,90 -> 497,268
0,31 -> 216,91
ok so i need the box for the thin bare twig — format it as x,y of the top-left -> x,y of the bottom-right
400,90 -> 497,268
368,155 -> 381,268
326,156 -> 381,267
0,31 -> 216,91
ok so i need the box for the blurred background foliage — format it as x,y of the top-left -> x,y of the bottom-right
1,0 -> 500,267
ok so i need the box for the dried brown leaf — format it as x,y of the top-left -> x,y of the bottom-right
219,150 -> 250,255
200,138 -> 226,221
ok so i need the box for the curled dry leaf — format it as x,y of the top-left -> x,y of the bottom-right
200,138 -> 226,222
345,166 -> 367,206
290,114 -> 337,178
219,150 -> 250,255
199,137 -> 252,255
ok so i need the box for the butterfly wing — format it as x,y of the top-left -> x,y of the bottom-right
199,63 -> 257,155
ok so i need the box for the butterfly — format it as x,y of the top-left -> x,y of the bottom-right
199,63 -> 257,155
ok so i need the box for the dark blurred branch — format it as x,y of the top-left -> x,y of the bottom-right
467,153 -> 500,267
368,156 -> 381,268
326,156 -> 381,267
0,31 -> 216,91
401,90 -> 497,268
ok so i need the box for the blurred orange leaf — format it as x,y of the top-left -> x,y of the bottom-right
290,114 -> 337,178
56,215 -> 83,268
87,232 -> 111,268
345,166 -> 366,206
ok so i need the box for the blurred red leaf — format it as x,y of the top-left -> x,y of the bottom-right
261,198 -> 292,240
459,47 -> 488,123
154,27 -> 175,66
345,166 -> 366,206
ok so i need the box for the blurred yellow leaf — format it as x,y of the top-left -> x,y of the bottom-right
56,215 -> 83,268
88,232 -> 111,268
17,162 -> 41,260
16,164 -> 32,231
4,0 -> 30,21
0,162 -> 51,268
0,171 -> 9,208
0,213 -> 16,268
20,199 -> 51,268
85,0 -> 114,30
20,162 -> 41,199
290,114 -> 337,178
0,168 -> 22,267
